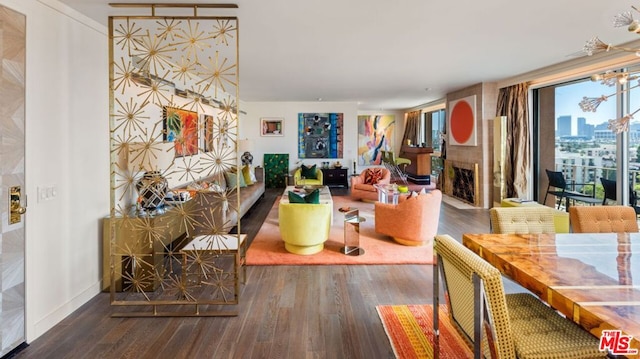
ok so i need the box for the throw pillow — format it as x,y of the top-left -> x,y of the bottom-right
224,171 -> 238,189
248,165 -> 258,183
224,171 -> 247,189
364,168 -> 384,185
305,188 -> 320,204
300,164 -> 317,179
287,189 -> 320,204
288,191 -> 306,203
242,165 -> 254,186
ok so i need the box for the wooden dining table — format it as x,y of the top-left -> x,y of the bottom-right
462,232 -> 640,356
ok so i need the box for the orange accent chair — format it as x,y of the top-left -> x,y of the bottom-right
569,205 -> 639,233
374,189 -> 442,245
350,167 -> 391,202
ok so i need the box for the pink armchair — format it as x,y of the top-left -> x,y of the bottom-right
374,189 -> 442,246
350,167 -> 391,202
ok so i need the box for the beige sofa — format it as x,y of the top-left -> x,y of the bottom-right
192,167 -> 265,233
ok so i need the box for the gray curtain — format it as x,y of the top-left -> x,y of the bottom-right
402,110 -> 421,147
496,83 -> 530,198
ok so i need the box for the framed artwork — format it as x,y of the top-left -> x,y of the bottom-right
201,114 -> 214,152
261,117 -> 284,136
163,106 -> 199,157
448,95 -> 477,146
298,113 -> 343,159
357,115 -> 395,165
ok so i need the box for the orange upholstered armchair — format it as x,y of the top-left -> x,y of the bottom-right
350,167 -> 391,202
569,205 -> 639,233
374,189 -> 442,245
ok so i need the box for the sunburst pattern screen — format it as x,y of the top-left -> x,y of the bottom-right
108,10 -> 241,316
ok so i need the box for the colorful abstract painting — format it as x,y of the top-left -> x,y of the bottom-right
163,106 -> 198,157
298,113 -> 343,158
357,115 -> 395,165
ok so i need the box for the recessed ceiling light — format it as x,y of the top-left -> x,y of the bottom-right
317,97 -> 323,101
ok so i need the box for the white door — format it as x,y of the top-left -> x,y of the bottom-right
0,5 -> 26,357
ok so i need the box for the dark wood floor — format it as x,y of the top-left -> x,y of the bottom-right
13,188 -> 492,359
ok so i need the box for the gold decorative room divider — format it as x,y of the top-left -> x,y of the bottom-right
106,3 -> 242,316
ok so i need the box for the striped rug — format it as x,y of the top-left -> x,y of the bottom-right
376,304 -> 473,359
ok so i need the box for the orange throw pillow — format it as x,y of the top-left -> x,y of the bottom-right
364,168 -> 384,185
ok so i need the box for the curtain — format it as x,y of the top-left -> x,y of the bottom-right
402,110 -> 421,147
496,83 -> 530,198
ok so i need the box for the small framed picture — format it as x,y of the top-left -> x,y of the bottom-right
261,117 -> 284,136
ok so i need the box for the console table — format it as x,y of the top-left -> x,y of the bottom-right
323,168 -> 348,187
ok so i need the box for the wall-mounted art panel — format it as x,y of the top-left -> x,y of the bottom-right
264,153 -> 289,188
357,115 -> 395,165
298,113 -> 343,158
261,117 -> 283,136
202,114 -> 214,152
448,95 -> 477,146
163,106 -> 198,157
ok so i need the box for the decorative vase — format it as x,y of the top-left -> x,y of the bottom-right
136,171 -> 169,210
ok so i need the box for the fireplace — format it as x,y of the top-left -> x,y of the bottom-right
444,160 -> 479,206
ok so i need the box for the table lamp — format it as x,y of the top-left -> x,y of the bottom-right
128,142 -> 175,211
239,139 -> 254,165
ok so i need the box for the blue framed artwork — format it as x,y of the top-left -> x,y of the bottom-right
298,113 -> 343,159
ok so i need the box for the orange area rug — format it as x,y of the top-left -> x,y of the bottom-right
376,304 -> 473,359
245,195 -> 434,265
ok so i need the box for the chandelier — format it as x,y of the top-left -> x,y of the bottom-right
580,6 -> 640,133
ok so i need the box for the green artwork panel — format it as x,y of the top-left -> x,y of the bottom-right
264,153 -> 289,188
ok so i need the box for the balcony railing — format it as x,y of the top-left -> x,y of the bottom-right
553,163 -> 640,203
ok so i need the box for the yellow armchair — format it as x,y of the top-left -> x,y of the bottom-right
278,202 -> 332,254
294,167 -> 323,186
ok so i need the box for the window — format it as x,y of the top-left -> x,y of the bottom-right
422,108 -> 446,151
534,68 -> 636,202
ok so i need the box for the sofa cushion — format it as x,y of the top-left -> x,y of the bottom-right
224,170 -> 247,189
364,168 -> 384,184
301,164 -> 317,179
242,165 -> 254,185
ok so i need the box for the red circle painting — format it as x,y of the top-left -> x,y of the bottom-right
450,99 -> 474,145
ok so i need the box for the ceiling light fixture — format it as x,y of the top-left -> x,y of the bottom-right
581,4 -> 640,133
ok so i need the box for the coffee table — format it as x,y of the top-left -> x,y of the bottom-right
373,183 -> 400,204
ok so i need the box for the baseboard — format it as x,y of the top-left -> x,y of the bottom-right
30,281 -> 101,342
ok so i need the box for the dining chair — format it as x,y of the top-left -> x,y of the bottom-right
600,178 -> 617,205
569,205 -> 639,233
433,234 -> 604,359
600,177 -> 640,215
544,169 -> 596,210
489,207 -> 556,234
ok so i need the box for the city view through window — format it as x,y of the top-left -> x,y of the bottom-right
554,72 -> 640,198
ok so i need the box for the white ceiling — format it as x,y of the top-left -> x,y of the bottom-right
58,0 -> 638,110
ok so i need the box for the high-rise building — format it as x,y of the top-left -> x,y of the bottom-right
577,117 -> 594,138
557,115 -> 572,137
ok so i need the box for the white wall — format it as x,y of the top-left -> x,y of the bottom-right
3,0 -> 405,343
240,101 -> 405,174
2,0 -> 109,341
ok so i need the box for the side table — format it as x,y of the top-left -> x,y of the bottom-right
341,208 -> 365,256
